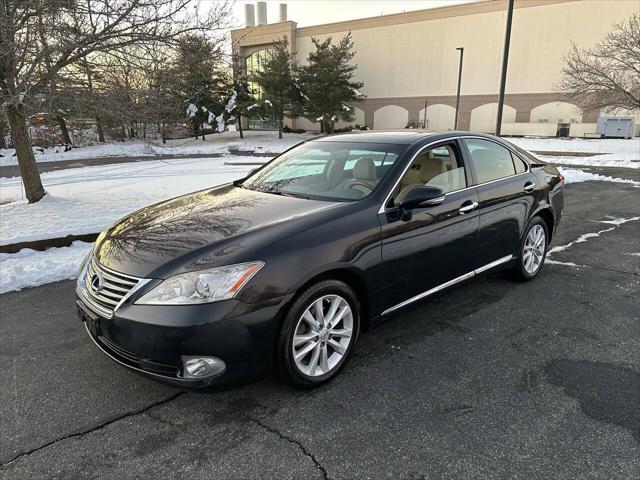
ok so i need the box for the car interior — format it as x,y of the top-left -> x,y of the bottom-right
392,144 -> 467,205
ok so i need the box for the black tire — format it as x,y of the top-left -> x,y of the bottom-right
508,216 -> 549,282
276,279 -> 361,388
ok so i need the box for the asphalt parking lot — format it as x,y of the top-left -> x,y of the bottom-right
1,172 -> 639,479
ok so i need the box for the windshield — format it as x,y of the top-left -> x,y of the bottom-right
241,141 -> 407,201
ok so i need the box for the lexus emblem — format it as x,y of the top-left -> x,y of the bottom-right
90,273 -> 105,293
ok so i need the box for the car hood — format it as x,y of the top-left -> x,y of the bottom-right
94,184 -> 340,278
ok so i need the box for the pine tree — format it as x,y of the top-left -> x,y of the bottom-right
296,32 -> 366,134
176,35 -> 226,140
226,58 -> 257,139
252,38 -> 301,139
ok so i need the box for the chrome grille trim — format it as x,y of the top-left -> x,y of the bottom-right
77,258 -> 147,319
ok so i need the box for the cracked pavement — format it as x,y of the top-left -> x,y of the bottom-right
1,169 -> 639,479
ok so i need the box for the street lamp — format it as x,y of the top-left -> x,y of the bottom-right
496,0 -> 515,136
454,47 -> 464,130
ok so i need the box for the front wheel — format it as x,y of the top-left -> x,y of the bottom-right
509,217 -> 549,281
277,280 -> 360,388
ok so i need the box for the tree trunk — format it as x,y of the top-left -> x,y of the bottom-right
278,115 -> 283,139
238,113 -> 244,139
0,123 -> 6,149
56,115 -> 72,144
201,121 -> 205,141
6,104 -> 45,203
96,116 -> 105,142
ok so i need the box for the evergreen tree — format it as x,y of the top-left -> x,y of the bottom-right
252,38 -> 301,139
176,35 -> 226,140
226,58 -> 257,139
296,32 -> 366,133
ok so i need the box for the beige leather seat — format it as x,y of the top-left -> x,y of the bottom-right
395,153 -> 446,203
338,157 -> 377,193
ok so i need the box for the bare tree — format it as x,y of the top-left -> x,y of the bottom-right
558,13 -> 640,113
0,108 -> 7,149
0,0 -> 231,203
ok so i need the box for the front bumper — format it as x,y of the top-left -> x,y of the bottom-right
77,292 -> 292,390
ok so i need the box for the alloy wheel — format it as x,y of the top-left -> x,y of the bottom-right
292,294 -> 354,377
523,224 -> 546,274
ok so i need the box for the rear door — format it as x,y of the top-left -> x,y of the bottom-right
461,138 -> 537,268
378,140 -> 479,312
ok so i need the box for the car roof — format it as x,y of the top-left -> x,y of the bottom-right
310,130 -> 505,146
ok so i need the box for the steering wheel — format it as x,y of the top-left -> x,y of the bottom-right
339,179 -> 375,194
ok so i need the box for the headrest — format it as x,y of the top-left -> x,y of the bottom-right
420,157 -> 445,182
353,158 -> 376,181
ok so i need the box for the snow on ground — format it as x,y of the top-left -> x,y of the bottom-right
0,131 -> 313,166
559,167 -> 640,186
0,241 -> 92,294
507,137 -> 639,169
0,156 -> 254,245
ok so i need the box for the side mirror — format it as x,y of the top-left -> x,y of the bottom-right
399,185 -> 445,210
233,168 -> 260,187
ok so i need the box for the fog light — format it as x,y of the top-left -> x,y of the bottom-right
182,356 -> 226,379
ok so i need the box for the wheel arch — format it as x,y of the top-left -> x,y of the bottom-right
284,267 -> 372,331
532,206 -> 555,241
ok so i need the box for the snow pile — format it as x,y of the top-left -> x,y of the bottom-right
0,241 -> 92,294
0,157 -> 254,245
0,131 -> 315,166
508,137 -> 639,169
559,167 -> 640,186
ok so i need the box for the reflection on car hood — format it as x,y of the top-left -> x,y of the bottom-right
94,184 -> 338,277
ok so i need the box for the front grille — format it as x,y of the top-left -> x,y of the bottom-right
79,259 -> 141,318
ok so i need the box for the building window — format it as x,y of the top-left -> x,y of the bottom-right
245,49 -> 278,130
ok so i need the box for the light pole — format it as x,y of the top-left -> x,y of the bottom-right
496,0 -> 515,136
454,47 -> 464,130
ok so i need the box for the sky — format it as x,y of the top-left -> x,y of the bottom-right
232,0 -> 475,28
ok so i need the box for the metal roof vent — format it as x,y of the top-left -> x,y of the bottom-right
279,3 -> 288,22
256,2 -> 267,25
244,3 -> 255,27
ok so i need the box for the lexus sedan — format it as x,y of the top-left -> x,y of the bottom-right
76,131 -> 564,389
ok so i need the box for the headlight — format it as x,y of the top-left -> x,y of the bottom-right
135,261 -> 264,305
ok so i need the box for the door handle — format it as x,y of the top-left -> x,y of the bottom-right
458,201 -> 478,215
523,181 -> 536,192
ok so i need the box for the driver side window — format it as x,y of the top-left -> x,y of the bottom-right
391,143 -> 467,205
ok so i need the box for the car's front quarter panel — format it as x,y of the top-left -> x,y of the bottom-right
238,201 -> 384,316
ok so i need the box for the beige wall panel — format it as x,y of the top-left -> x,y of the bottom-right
502,122 -> 558,137
530,102 -> 583,123
374,105 -> 409,129
470,103 -> 516,133
569,123 -> 598,137
294,1 -> 639,98
507,1 -> 639,93
419,104 -> 456,131
295,117 -> 318,131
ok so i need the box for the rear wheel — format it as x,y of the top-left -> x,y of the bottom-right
509,217 -> 548,281
277,280 -> 360,388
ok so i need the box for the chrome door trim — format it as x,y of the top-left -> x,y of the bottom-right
474,254 -> 514,274
378,135 -> 532,215
381,254 -> 514,316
